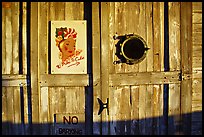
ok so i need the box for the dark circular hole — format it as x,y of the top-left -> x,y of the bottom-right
123,38 -> 145,59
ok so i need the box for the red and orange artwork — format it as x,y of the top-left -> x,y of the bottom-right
51,21 -> 87,74
55,27 -> 84,69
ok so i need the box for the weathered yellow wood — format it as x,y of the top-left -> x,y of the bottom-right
192,32 -> 202,45
5,5 -> 13,74
192,24 -> 202,33
192,45 -> 202,57
2,74 -> 27,79
48,87 -> 56,134
192,2 -> 202,13
2,6 -> 6,74
92,2 -> 102,135
12,2 -> 20,74
2,74 -> 27,87
109,71 -> 181,86
192,13 -> 202,24
109,2 -> 115,74
39,2 -> 48,75
22,2 -> 27,74
39,74 -> 89,86
39,87 -> 49,134
101,2 -> 110,134
152,2 -> 164,135
23,86 -> 30,134
130,86 -> 139,134
169,2 -> 181,71
168,2 -> 182,134
138,3 -> 147,134
145,2 -> 154,135
6,87 -> 15,134
30,2 -> 40,134
2,87 -> 8,134
180,2 -> 193,135
65,2 -> 84,20
191,2 -> 202,135
192,70 -> 202,79
168,84 -> 181,135
13,87 -> 22,134
109,86 -> 131,135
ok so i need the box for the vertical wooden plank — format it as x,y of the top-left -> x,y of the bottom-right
2,4 -> 6,74
53,2 -> 65,118
158,2 -> 165,134
138,2 -> 147,135
152,2 -> 163,135
39,2 -> 48,75
114,2 -> 126,73
48,87 -> 56,135
30,2 -> 40,135
180,2 -> 192,135
109,86 -> 131,135
13,87 -> 22,135
191,2 -> 202,135
168,84 -> 181,135
38,3 -> 49,133
109,2 -> 115,74
130,86 -> 139,135
22,2 -> 27,74
48,3 -> 55,134
92,2 -> 101,135
39,87 -> 49,135
55,2 -> 65,20
12,2 -> 20,74
6,87 -> 15,134
65,2 -> 74,20
101,2 -> 110,134
145,2 -> 154,135
2,87 -> 8,135
5,5 -> 13,74
23,86 -> 29,135
65,2 -> 84,20
169,2 -> 181,71
168,2 -> 181,135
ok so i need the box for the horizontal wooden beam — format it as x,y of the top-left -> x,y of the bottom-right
2,74 -> 28,87
109,71 -> 181,86
39,74 -> 89,87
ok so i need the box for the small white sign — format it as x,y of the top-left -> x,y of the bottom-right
51,21 -> 87,74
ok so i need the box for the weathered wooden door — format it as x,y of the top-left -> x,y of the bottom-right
2,2 -> 202,135
92,2 -> 193,135
30,2 -> 93,135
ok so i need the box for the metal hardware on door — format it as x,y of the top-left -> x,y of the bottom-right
97,98 -> 109,115
113,33 -> 150,65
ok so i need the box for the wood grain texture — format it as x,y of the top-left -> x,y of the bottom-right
101,2 -> 110,134
5,5 -> 13,74
191,2 -> 202,135
39,2 -> 48,75
92,2 -> 102,135
180,2 -> 192,135
12,2 -> 20,74
30,2 -> 40,134
22,2 -> 27,74
109,71 -> 180,86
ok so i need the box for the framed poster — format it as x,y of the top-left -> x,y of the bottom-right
51,21 -> 87,74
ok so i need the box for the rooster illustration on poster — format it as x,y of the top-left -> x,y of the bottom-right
51,21 -> 87,74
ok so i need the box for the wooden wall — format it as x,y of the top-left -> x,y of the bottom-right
191,2 -> 202,135
2,2 -> 202,135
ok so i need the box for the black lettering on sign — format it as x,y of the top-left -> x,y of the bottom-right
63,116 -> 78,125
58,128 -> 82,135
